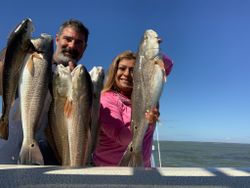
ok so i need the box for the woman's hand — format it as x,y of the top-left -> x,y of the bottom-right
145,107 -> 160,124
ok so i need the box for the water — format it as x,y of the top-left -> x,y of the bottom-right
152,141 -> 250,167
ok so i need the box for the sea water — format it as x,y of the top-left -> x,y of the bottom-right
152,141 -> 250,167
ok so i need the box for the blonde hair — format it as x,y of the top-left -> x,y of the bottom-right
102,50 -> 136,93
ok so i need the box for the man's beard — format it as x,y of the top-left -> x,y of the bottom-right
57,52 -> 74,66
56,47 -> 79,66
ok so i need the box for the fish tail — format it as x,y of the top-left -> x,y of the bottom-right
119,150 -> 132,166
120,145 -> 144,167
132,152 -> 144,167
0,117 -> 9,140
18,140 -> 44,165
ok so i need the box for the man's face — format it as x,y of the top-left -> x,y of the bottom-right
55,26 -> 86,66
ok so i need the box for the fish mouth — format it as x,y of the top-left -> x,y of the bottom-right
25,18 -> 34,32
71,64 -> 84,76
14,18 -> 33,34
26,18 -> 32,22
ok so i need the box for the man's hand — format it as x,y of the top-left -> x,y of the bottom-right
68,61 -> 77,71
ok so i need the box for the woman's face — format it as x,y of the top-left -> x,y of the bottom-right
115,58 -> 135,97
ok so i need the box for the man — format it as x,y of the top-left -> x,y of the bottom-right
0,19 -> 89,165
53,19 -> 89,70
38,19 -> 89,165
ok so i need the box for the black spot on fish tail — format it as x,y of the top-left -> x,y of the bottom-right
130,147 -> 133,152
18,141 -> 44,165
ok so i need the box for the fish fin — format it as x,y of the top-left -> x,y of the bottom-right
12,105 -> 21,122
63,99 -> 69,116
119,143 -> 133,166
0,47 -> 6,61
0,48 -> 5,96
45,125 -> 62,164
64,98 -> 73,118
0,61 -> 3,95
14,86 -> 19,100
119,151 -> 131,166
26,52 -> 43,76
18,140 -> 44,165
155,59 -> 167,82
48,72 -> 53,98
64,99 -> 69,117
67,100 -> 73,118
86,129 -> 94,166
32,52 -> 43,60
0,117 -> 9,140
11,96 -> 16,107
27,54 -> 35,76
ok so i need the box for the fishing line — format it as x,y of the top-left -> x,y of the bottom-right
155,124 -> 162,168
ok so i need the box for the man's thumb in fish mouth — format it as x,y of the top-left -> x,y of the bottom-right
68,61 -> 76,71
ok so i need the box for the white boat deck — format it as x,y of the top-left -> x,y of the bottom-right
0,165 -> 249,187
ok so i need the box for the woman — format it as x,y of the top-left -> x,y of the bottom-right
93,51 -> 160,167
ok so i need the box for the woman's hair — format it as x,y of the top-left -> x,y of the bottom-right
102,50 -> 136,93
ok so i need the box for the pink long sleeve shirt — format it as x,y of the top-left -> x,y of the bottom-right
93,91 -> 155,167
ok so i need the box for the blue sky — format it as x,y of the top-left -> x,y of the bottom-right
0,0 -> 249,143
